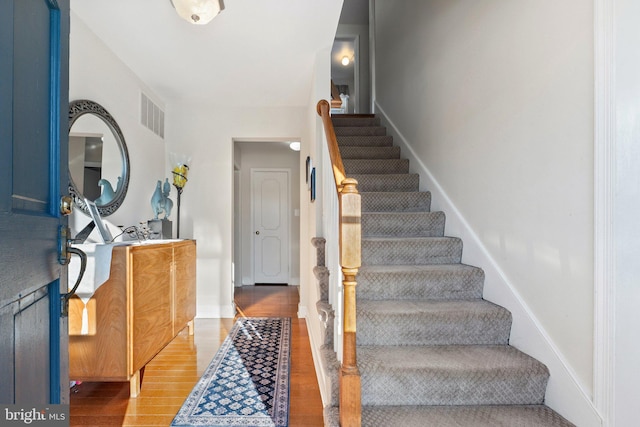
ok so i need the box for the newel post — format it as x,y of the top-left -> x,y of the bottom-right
339,178 -> 361,427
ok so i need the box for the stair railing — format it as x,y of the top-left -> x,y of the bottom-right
316,99 -> 362,427
331,80 -> 343,110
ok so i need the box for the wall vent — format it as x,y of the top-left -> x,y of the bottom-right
140,92 -> 165,138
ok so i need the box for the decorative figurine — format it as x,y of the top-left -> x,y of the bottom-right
150,179 -> 173,219
94,178 -> 116,205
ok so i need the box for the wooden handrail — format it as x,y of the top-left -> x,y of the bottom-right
317,100 -> 347,192
331,80 -> 343,109
317,99 -> 362,427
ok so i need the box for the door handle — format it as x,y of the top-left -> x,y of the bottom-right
60,195 -> 73,216
58,226 -> 87,317
255,231 -> 260,235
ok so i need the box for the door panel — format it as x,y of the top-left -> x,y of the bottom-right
13,0 -> 52,210
252,170 -> 289,284
0,0 -> 70,405
15,292 -> 51,404
261,237 -> 282,277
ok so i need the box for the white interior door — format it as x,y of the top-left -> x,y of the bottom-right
252,170 -> 289,284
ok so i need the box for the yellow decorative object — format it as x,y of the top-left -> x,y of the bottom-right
172,164 -> 189,189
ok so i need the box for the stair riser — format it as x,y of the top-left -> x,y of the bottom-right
340,146 -> 401,159
361,192 -> 431,212
337,135 -> 393,147
362,238 -> 462,265
344,159 -> 410,175
362,212 -> 445,237
357,268 -> 484,300
360,372 -> 549,406
334,126 -> 386,136
357,309 -> 512,346
351,174 -> 420,192
332,117 -> 380,127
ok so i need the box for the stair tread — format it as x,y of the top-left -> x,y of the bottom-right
334,126 -> 386,136
361,191 -> 432,212
359,264 -> 480,273
362,237 -> 463,266
334,126 -> 385,130
344,159 -> 410,174
325,405 -> 575,427
358,344 -> 547,372
332,117 -> 380,127
362,211 -> 445,237
352,174 -> 420,192
358,300 -> 512,346
362,211 -> 442,217
352,172 -> 418,177
337,135 -> 394,146
340,146 -> 401,159
358,298 -> 508,315
357,264 -> 485,301
361,405 -> 575,427
357,345 -> 549,406
363,236 -> 460,242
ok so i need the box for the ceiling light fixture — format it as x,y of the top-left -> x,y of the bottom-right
170,0 -> 225,25
289,141 -> 301,151
341,56 -> 350,66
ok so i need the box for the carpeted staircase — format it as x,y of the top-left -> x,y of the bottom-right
317,114 -> 575,426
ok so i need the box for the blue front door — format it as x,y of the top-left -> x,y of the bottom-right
0,0 -> 70,404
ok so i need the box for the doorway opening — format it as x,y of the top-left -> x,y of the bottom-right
331,37 -> 358,114
232,141 -> 301,290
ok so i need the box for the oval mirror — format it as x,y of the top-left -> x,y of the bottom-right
68,100 -> 130,217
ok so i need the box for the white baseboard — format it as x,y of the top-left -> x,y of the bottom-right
297,304 -> 308,318
305,311 -> 332,407
375,103 -> 602,427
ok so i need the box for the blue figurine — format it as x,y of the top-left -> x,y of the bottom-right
95,178 -> 116,205
151,179 -> 173,219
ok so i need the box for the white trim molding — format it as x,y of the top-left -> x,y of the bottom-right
593,0 -> 615,425
368,0 -> 376,113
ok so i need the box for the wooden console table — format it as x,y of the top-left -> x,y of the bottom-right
69,239 -> 196,397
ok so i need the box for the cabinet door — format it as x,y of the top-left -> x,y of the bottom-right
174,241 -> 196,334
131,246 -> 173,373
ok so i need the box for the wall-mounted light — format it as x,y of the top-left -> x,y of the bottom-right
289,141 -> 301,151
341,56 -> 350,66
170,0 -> 225,25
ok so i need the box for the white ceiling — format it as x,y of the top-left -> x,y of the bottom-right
70,0 -> 343,107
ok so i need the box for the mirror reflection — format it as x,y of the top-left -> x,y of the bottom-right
69,114 -> 122,204
68,100 -> 130,217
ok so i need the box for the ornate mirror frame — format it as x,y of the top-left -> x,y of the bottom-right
68,99 -> 130,217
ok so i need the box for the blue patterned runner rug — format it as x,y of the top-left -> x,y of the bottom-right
171,317 -> 291,427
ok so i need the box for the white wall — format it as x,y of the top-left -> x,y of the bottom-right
299,47 -> 335,405
235,142 -> 301,286
69,13 -> 166,237
165,105 -> 309,318
373,0 -> 595,423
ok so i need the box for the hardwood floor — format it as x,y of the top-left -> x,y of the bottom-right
69,285 -> 324,426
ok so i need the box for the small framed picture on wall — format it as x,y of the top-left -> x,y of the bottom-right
310,167 -> 316,202
306,156 -> 312,189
